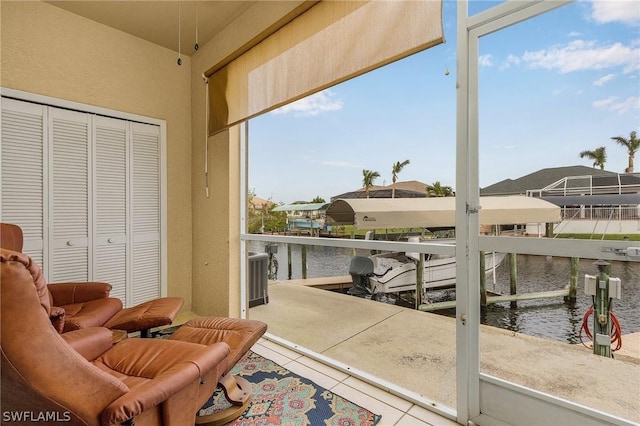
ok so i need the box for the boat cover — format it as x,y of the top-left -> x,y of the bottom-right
325,196 -> 561,229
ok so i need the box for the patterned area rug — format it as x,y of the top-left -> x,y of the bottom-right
152,327 -> 382,426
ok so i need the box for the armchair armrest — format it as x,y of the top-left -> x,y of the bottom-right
61,327 -> 114,361
99,341 -> 230,425
48,282 -> 112,305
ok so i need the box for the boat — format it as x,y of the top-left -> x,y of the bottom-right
348,238 -> 506,295
324,196 -> 560,296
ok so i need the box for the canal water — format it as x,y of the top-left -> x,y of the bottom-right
249,241 -> 640,344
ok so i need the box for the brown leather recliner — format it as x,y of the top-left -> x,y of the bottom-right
0,223 -> 182,335
1,248 -> 230,426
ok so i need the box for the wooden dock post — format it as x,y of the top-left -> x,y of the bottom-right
287,244 -> 292,279
545,222 -> 553,238
416,254 -> 424,309
480,251 -> 487,306
566,257 -> 579,302
301,245 -> 307,279
509,253 -> 517,309
351,230 -> 356,256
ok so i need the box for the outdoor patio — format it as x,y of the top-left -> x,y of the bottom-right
247,280 -> 640,424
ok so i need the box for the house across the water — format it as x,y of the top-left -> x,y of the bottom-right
272,203 -> 330,236
481,165 -> 640,235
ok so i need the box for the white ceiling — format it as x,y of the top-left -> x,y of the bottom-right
46,1 -> 255,56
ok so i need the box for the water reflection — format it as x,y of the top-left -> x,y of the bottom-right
248,241 -> 640,344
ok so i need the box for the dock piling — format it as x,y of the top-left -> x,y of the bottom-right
509,253 -> 517,308
480,251 -> 487,306
566,257 -> 579,302
287,244 -> 292,279
416,254 -> 424,309
301,245 -> 308,279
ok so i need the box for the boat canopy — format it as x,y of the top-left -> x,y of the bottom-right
325,196 -> 561,229
272,203 -> 330,212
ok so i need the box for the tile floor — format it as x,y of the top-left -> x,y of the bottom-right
250,338 -> 460,426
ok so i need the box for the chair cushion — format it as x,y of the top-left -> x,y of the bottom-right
61,298 -> 123,332
103,297 -> 183,332
169,317 -> 267,369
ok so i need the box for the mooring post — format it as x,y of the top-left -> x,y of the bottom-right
509,252 -> 517,309
351,230 -> 356,256
301,245 -> 307,279
479,251 -> 487,306
566,257 -> 579,302
545,222 -> 553,238
287,244 -> 292,279
416,253 -> 424,309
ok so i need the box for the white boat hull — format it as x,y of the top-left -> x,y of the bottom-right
368,251 -> 505,293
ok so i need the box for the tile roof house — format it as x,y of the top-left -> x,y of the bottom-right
331,180 -> 429,201
480,165 -> 618,196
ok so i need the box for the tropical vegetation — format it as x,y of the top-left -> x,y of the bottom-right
362,169 -> 380,198
247,190 -> 286,233
426,181 -> 454,197
391,159 -> 410,198
611,131 -> 639,173
579,146 -> 607,170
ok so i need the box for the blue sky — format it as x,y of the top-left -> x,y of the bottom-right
248,0 -> 640,204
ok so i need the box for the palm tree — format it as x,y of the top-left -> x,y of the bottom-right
425,181 -> 454,197
391,159 -> 410,198
362,169 -> 380,199
611,131 -> 639,173
579,146 -> 607,170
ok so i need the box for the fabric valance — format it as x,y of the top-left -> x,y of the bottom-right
207,0 -> 444,135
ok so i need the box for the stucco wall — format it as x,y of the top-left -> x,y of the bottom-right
189,2 -> 307,318
1,1 -> 194,310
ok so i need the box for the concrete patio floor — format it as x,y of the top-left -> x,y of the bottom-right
248,280 -> 640,424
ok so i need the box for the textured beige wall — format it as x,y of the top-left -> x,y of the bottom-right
189,2 -> 306,318
1,1 -> 194,310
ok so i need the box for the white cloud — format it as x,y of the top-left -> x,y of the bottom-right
567,31 -> 582,37
522,39 -> 640,74
593,95 -> 640,113
591,0 -> 640,25
271,90 -> 344,117
479,54 -> 493,67
498,54 -> 521,71
593,73 -> 617,86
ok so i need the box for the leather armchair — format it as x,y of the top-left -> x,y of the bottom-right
0,223 -> 182,334
1,248 -> 229,426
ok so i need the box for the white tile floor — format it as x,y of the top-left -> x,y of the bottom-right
251,338 -> 459,426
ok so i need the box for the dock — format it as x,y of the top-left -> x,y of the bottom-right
290,275 -> 353,290
288,275 -> 571,312
249,279 -> 640,424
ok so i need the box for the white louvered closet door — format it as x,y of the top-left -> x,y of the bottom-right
94,116 -> 128,302
0,98 -> 46,265
131,122 -> 161,305
2,96 -> 163,305
49,108 -> 91,282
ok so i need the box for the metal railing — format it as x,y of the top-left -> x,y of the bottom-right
561,206 -> 640,221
